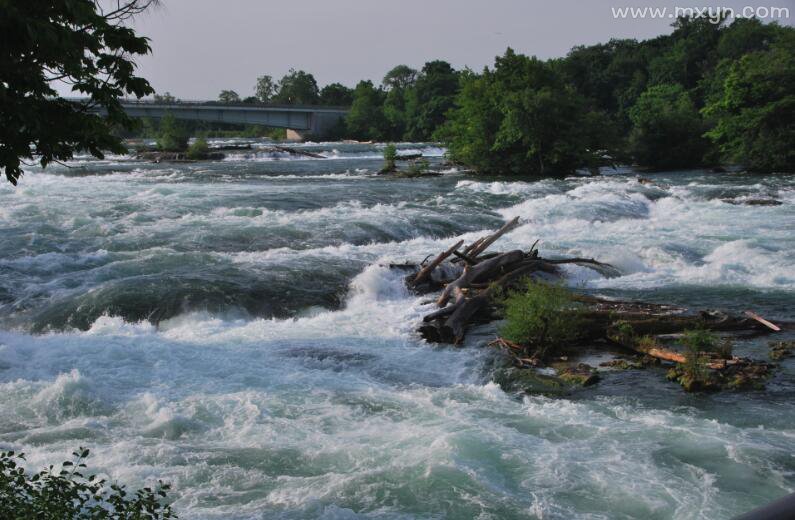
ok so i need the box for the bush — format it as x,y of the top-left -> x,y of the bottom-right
0,448 -> 175,519
499,279 -> 581,358
156,114 -> 188,152
186,138 -> 209,159
407,158 -> 430,175
382,143 -> 397,172
683,328 -> 733,358
681,338 -> 710,384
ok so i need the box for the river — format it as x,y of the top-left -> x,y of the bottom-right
0,140 -> 793,519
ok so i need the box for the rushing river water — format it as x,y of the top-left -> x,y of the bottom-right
0,140 -> 793,519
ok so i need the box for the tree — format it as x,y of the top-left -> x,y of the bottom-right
442,49 -> 612,176
255,74 -> 278,102
153,91 -> 177,103
273,69 -> 319,105
319,83 -> 354,106
704,32 -> 795,172
218,89 -> 240,103
404,60 -> 459,140
156,113 -> 188,151
382,65 -> 417,91
380,65 -> 418,140
0,0 -> 156,185
628,83 -> 712,169
345,80 -> 387,140
242,96 -> 259,104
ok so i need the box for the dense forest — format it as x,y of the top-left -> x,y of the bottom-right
160,17 -> 794,175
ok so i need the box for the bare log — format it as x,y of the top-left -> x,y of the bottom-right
452,249 -> 478,265
436,250 -> 524,307
744,311 -> 781,332
545,257 -> 621,278
272,145 -> 326,159
462,237 -> 486,257
468,217 -> 521,259
412,239 -> 464,286
631,342 -> 686,363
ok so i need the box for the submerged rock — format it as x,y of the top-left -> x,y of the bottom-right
492,367 -> 569,395
558,363 -> 600,386
769,340 -> 794,360
666,357 -> 774,392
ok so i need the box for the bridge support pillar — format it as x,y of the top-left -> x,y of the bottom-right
285,129 -> 305,141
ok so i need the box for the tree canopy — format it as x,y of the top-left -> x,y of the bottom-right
703,31 -> 795,172
0,0 -> 155,184
254,74 -> 278,102
442,49 -> 610,176
218,89 -> 241,103
273,69 -> 319,105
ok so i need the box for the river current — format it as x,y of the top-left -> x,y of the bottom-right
0,140 -> 793,519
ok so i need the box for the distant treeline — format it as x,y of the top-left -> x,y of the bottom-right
170,16 -> 794,174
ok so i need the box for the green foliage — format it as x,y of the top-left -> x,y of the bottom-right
628,83 -> 712,169
0,448 -> 175,519
254,75 -> 278,102
612,321 -> 635,344
380,66 -> 417,139
682,328 -> 732,358
319,83 -> 354,106
680,331 -> 711,387
218,90 -> 240,103
382,143 -> 397,172
186,138 -> 209,159
382,65 -> 418,91
273,69 -> 319,105
404,61 -> 459,141
0,0 -> 155,184
407,158 -> 430,175
346,80 -> 388,140
499,279 -> 581,358
153,92 -> 177,104
637,335 -> 658,350
442,49 -> 612,176
156,114 -> 188,152
703,32 -> 795,172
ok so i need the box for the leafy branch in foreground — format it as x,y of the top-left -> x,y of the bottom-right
0,0 -> 156,185
0,448 -> 176,519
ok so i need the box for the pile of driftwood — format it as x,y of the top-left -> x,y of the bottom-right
400,219 -> 790,391
405,217 -> 619,344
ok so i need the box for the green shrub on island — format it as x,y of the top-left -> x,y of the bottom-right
381,143 -> 397,172
0,448 -> 175,519
499,279 -> 582,359
187,138 -> 210,159
156,114 -> 188,152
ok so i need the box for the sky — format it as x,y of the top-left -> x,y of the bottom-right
96,0 -> 795,99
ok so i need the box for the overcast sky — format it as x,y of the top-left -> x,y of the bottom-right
96,0 -> 795,99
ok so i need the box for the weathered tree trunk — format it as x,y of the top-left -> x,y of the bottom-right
467,217 -> 520,259
412,239 -> 464,286
437,250 -> 525,306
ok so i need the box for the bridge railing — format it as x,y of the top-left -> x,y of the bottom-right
65,97 -> 350,111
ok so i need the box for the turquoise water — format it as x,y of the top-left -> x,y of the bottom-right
0,141 -> 793,519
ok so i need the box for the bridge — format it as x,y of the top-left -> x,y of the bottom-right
98,101 -> 349,140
